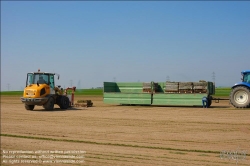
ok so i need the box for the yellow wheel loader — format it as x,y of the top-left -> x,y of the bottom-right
20,69 -> 75,111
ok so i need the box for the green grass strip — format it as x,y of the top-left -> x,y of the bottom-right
214,88 -> 231,97
0,91 -> 23,96
75,89 -> 103,96
0,89 -> 103,96
1,133 -> 225,155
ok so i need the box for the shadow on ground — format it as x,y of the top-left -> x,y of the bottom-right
29,107 -> 87,112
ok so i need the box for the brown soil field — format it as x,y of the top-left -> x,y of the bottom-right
1,95 -> 250,166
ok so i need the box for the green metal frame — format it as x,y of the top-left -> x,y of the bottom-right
103,81 -> 215,106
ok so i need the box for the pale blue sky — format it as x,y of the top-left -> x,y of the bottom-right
1,1 -> 250,91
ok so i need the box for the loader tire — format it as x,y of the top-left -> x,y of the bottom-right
56,95 -> 62,105
230,86 -> 250,108
59,96 -> 69,109
25,104 -> 35,110
43,97 -> 54,110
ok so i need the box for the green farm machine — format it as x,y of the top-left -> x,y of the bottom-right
103,81 -> 215,107
103,70 -> 250,108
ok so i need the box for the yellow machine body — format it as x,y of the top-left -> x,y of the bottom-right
21,70 -> 57,105
23,84 -> 50,99
21,69 -> 75,111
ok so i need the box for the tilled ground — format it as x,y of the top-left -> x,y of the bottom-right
1,95 -> 250,166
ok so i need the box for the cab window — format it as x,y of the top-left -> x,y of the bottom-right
243,73 -> 250,83
49,75 -> 55,89
27,73 -> 34,85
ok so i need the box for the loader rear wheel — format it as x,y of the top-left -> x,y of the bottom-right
230,86 -> 250,108
25,104 -> 35,110
43,97 -> 54,110
59,96 -> 69,109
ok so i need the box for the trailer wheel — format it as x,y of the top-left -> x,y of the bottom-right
59,96 -> 69,109
25,104 -> 35,110
230,86 -> 250,108
43,97 -> 54,110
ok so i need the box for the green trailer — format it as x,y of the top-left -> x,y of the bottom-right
103,81 -> 215,107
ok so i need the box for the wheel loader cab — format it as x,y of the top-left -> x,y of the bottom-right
24,72 -> 56,98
